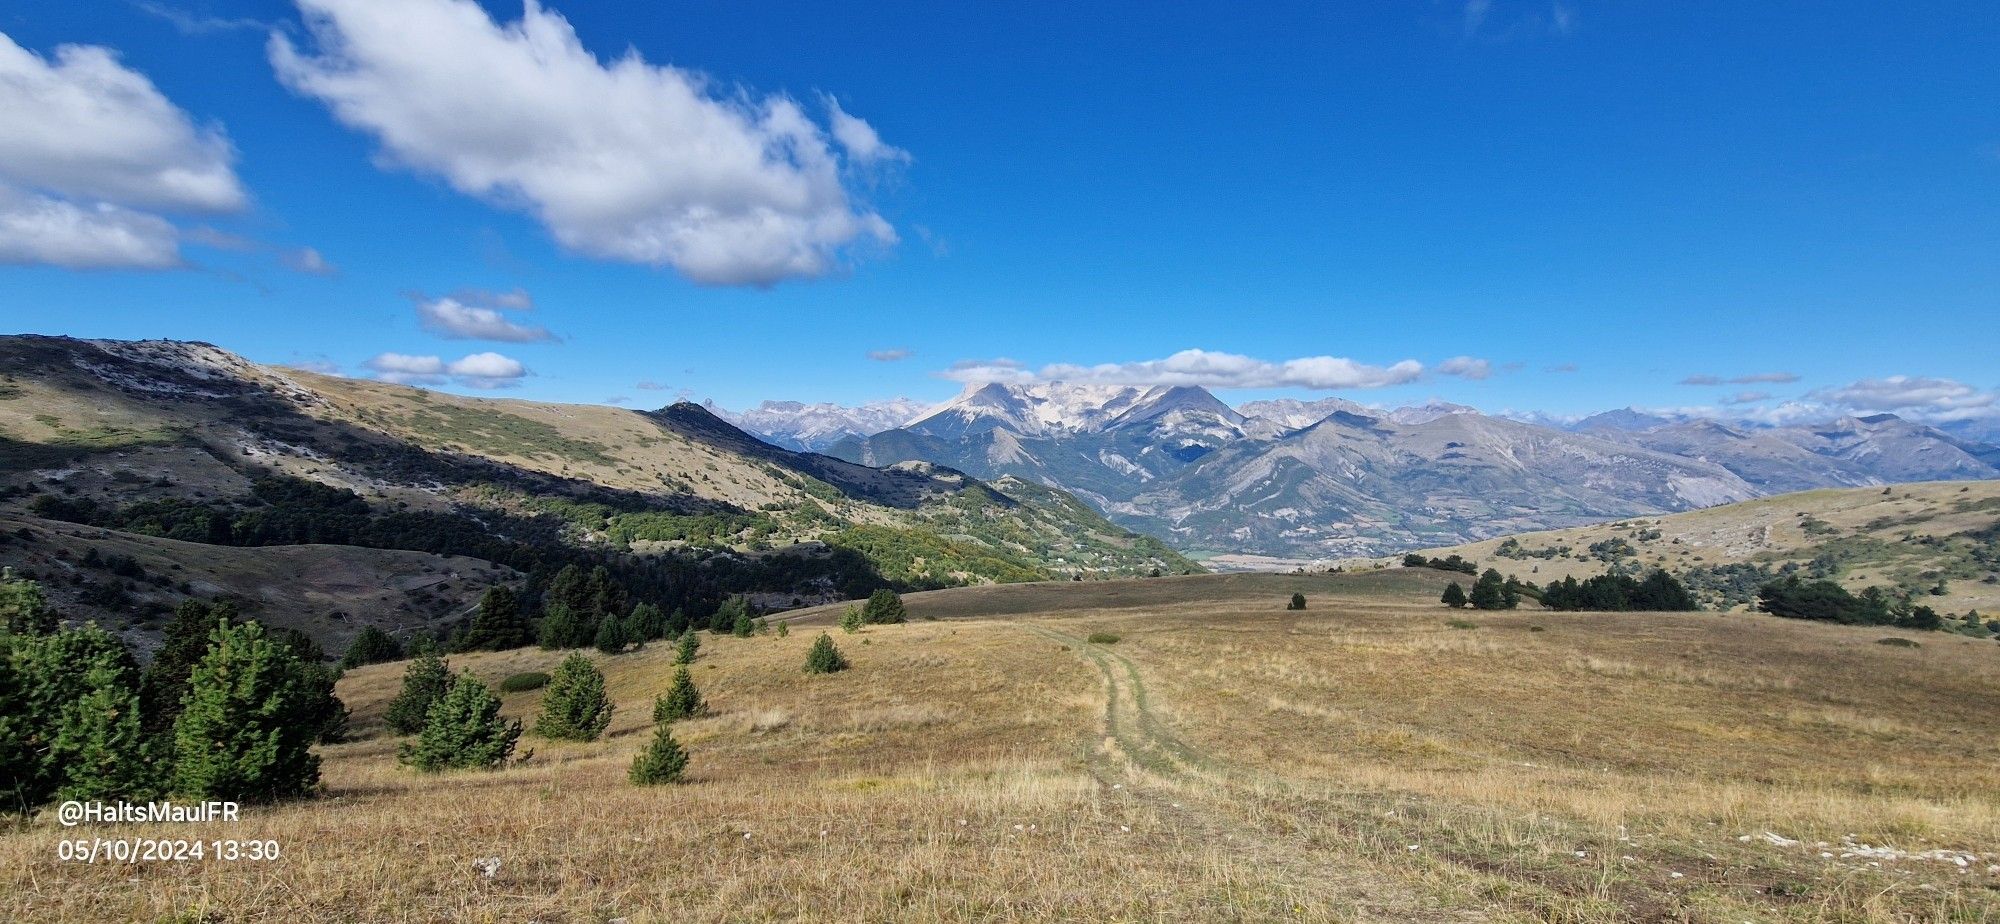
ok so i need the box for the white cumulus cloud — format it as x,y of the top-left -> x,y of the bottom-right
363,350 -> 529,389
1811,375 -> 1996,422
942,349 -> 1427,391
270,0 -> 899,286
0,186 -> 181,269
413,292 -> 556,342
0,30 -> 246,269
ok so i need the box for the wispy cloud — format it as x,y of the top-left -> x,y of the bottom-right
867,348 -> 913,362
281,245 -> 336,276
635,380 -> 671,391
1721,390 -> 1771,405
411,290 -> 556,342
1436,356 -> 1493,380
129,1 -> 270,35
941,349 -> 1429,391
1546,362 -> 1580,373
1680,371 -> 1800,386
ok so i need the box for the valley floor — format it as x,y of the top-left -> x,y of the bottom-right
3,571 -> 1997,922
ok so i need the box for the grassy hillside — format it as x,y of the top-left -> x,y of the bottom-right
0,512 -> 507,658
0,336 -> 1196,648
1373,480 -> 2000,614
5,570 -> 1993,922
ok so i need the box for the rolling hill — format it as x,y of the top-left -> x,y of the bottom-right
0,335 -> 1195,652
1376,479 -> 2000,615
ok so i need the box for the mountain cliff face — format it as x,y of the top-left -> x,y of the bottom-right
831,382 -> 1999,558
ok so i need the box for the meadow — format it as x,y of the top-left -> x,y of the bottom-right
3,569 -> 1996,922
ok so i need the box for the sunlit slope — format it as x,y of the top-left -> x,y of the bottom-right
6,570 -> 1993,922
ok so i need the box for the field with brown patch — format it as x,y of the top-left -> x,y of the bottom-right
4,570 -> 1996,922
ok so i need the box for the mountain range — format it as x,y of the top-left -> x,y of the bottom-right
710,382 -> 2000,559
0,336 -> 1193,651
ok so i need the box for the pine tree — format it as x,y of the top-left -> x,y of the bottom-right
628,720 -> 688,785
0,642 -> 31,811
731,610 -> 754,638
666,607 -> 690,637
544,564 -> 593,616
652,666 -> 702,722
776,620 -> 789,638
460,586 -> 530,651
140,599 -> 236,735
1441,582 -> 1468,608
1286,593 -> 1306,610
839,605 -> 864,634
8,624 -> 160,806
534,653 -> 613,741
710,596 -> 746,634
398,672 -> 521,772
339,626 -> 404,669
50,638 -> 159,801
862,589 -> 907,624
384,652 -> 452,735
0,568 -> 55,635
1470,569 -> 1511,610
804,634 -> 849,674
586,566 -> 626,621
629,602 -> 666,641
674,630 -> 699,665
537,602 -> 586,650
594,613 -> 630,654
169,619 -> 329,801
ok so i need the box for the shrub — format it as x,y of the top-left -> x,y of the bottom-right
399,673 -> 520,772
804,634 -> 848,674
170,620 -> 330,801
862,589 -> 907,624
534,654 -> 613,741
629,721 -> 688,785
839,605 -> 864,634
776,620 -> 789,638
1286,593 -> 1306,610
1446,619 -> 1478,630
384,653 -> 452,735
652,666 -> 702,722
340,626 -> 403,669
1086,632 -> 1121,644
499,671 -> 550,693
1,568 -> 55,635
1441,583 -> 1467,608
1875,637 -> 1921,648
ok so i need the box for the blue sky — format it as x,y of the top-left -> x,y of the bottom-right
1,0 -> 1996,426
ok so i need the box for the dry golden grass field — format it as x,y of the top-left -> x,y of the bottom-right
4,569 -> 1997,922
